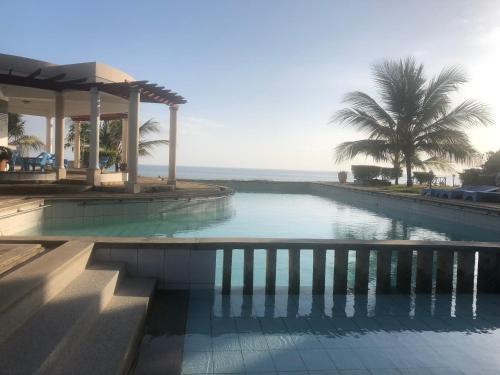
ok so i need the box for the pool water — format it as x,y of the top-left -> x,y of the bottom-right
27,192 -> 500,241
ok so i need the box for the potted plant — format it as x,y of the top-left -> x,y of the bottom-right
338,171 -> 348,183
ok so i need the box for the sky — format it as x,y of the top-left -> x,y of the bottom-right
2,0 -> 500,172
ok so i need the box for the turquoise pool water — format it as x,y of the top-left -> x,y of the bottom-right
26,192 -> 500,241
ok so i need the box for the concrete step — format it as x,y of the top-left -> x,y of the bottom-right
0,264 -> 124,375
0,199 -> 45,218
47,277 -> 156,375
0,184 -> 93,195
0,240 -> 94,343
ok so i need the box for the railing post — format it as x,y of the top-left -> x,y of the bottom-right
243,248 -> 254,295
477,251 -> 500,293
416,249 -> 433,293
376,249 -> 391,293
266,247 -> 277,295
436,249 -> 454,293
288,248 -> 300,294
355,250 -> 370,294
397,249 -> 412,293
334,248 -> 348,294
312,247 -> 326,294
222,248 -> 232,295
456,250 -> 475,294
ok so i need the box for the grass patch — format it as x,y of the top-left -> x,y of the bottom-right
380,185 -> 425,194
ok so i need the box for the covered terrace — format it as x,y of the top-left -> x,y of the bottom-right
0,54 -> 186,193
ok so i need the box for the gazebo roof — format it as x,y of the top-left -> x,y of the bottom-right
0,54 -> 186,117
0,70 -> 186,105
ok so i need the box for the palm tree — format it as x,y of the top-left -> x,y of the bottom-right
65,118 -> 168,169
332,57 -> 492,186
8,113 -> 44,156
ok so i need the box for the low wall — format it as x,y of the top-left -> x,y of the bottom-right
92,242 -> 216,290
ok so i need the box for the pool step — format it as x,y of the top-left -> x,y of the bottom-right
45,277 -> 156,375
0,264 -> 124,375
0,240 -> 94,343
0,198 -> 45,217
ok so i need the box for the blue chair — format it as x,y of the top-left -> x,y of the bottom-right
461,186 -> 500,202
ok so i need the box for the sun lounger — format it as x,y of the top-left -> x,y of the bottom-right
462,186 -> 500,202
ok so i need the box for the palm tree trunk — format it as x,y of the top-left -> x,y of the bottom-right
393,156 -> 400,185
406,161 -> 413,186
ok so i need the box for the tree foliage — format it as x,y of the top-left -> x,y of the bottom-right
332,57 -> 492,186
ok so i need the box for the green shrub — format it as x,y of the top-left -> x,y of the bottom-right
380,167 -> 402,181
351,165 -> 381,181
459,168 -> 495,186
413,171 -> 434,185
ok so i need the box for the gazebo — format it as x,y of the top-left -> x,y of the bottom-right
0,53 -> 186,193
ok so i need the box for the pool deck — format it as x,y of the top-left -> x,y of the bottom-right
0,179 -> 231,208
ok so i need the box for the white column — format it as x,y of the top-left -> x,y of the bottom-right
87,87 -> 101,186
74,121 -> 81,168
126,88 -> 140,193
121,117 -> 128,165
45,116 -> 53,153
168,105 -> 178,186
54,92 -> 66,179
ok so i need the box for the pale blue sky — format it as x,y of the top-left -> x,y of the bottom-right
3,0 -> 500,171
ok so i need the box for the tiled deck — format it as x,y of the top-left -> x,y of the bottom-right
136,289 -> 500,375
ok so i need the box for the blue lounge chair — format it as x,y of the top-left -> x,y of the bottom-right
422,188 -> 441,197
437,186 -> 474,199
461,186 -> 500,202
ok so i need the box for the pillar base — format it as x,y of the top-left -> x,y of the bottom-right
167,179 -> 176,187
126,182 -> 141,194
87,168 -> 101,187
56,168 -> 66,180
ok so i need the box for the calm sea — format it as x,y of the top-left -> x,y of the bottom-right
138,165 -> 344,182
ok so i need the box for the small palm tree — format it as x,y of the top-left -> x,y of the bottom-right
8,113 -> 44,156
65,118 -> 168,169
332,57 -> 492,186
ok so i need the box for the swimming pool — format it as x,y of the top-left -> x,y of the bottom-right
21,192 -> 500,241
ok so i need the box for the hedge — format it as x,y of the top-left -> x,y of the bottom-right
351,165 -> 381,181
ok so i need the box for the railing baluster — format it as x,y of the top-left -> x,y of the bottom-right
243,247 -> 254,295
376,249 -> 391,293
222,248 -> 232,295
355,250 -> 370,294
436,249 -> 454,293
397,249 -> 412,293
288,248 -> 300,294
312,247 -> 326,294
334,248 -> 348,294
477,251 -> 500,293
416,249 -> 433,293
456,250 -> 475,293
266,248 -> 277,295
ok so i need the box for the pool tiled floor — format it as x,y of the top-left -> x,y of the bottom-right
136,289 -> 500,375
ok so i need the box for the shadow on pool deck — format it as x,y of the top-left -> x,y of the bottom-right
133,289 -> 500,375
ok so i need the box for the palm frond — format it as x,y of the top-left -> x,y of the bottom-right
334,139 -> 391,163
138,139 -> 169,157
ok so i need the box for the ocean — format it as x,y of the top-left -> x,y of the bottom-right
138,164 -> 457,184
138,165 -> 344,182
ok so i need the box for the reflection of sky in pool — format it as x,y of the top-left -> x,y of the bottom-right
24,192 -> 500,241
